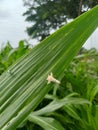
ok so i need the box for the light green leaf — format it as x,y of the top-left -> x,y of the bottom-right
90,85 -> 98,102
62,105 -> 81,120
28,115 -> 65,130
0,5 -> 98,130
32,96 -> 90,116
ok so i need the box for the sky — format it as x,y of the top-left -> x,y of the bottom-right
0,0 -> 36,48
0,0 -> 98,49
84,28 -> 98,49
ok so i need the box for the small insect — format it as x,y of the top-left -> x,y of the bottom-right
46,72 -> 60,84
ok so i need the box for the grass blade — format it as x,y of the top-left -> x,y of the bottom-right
28,115 -> 65,130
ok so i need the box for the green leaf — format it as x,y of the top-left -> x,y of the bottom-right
28,115 -> 65,130
32,96 -> 90,116
90,85 -> 98,102
62,105 -> 81,120
0,5 -> 98,130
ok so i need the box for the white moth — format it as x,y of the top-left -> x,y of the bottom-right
46,73 -> 60,84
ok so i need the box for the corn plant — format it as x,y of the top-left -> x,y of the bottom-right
0,6 -> 98,130
0,40 -> 30,75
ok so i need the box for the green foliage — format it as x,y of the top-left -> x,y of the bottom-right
0,40 -> 30,75
0,6 -> 98,130
62,49 -> 98,97
26,49 -> 98,130
23,0 -> 98,40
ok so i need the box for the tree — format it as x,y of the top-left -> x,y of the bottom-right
23,0 -> 98,41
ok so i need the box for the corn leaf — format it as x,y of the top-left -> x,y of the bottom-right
32,96 -> 90,116
90,85 -> 98,102
0,5 -> 98,130
28,115 -> 65,130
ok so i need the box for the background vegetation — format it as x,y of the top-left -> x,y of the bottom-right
23,0 -> 98,41
0,41 -> 30,75
0,41 -> 98,130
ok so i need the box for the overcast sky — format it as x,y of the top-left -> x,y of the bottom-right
0,0 -> 98,49
0,0 -> 34,48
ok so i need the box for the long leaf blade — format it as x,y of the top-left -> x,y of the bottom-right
28,115 -> 65,130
